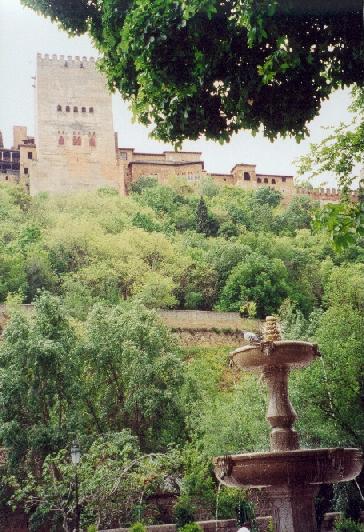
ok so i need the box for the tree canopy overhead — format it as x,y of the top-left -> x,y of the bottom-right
22,0 -> 364,144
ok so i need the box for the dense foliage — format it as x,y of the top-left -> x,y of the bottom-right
1,179 -> 360,318
297,86 -> 364,248
0,180 -> 363,528
22,0 -> 364,143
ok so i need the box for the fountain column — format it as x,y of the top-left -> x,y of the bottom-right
267,485 -> 319,532
263,317 -> 299,451
263,317 -> 316,531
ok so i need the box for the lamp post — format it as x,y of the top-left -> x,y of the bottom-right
71,440 -> 81,532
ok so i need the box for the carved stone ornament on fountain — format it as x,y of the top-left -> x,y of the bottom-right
214,316 -> 363,532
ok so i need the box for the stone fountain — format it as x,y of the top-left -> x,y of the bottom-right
214,316 -> 363,532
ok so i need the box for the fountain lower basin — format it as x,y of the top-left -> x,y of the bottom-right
214,448 -> 363,489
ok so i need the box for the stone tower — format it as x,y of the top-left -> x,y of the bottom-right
31,53 -> 123,195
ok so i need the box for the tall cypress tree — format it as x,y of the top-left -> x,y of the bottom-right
196,196 -> 210,236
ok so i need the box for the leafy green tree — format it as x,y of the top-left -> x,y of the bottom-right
80,302 -> 186,451
218,253 -> 289,317
131,211 -> 161,233
253,186 -> 282,208
0,252 -> 26,302
9,432 -> 183,531
323,263 -> 364,311
175,261 -> 219,310
22,1 -> 363,143
276,196 -> 317,234
24,250 -> 58,302
134,271 -> 177,309
0,293 -> 80,472
291,304 -> 364,449
130,175 -> 158,195
297,87 -> 364,247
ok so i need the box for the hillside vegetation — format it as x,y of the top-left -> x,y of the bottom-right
1,178 -> 362,317
0,179 -> 363,529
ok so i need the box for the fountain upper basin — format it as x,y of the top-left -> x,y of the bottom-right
214,448 -> 363,489
231,341 -> 320,371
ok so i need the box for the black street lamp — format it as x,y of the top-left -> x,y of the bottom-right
71,440 -> 81,532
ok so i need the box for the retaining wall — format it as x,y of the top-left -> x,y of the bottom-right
0,306 -> 260,336
100,520 -> 237,532
157,310 -> 260,332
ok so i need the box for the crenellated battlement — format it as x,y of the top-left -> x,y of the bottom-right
296,187 -> 358,202
37,53 -> 96,67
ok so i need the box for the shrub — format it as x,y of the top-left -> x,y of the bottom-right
335,518 -> 364,532
174,495 -> 196,529
130,523 -> 147,532
179,524 -> 203,532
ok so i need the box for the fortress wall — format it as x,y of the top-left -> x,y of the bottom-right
129,161 -> 205,184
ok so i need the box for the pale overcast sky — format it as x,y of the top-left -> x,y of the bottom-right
0,0 -> 354,182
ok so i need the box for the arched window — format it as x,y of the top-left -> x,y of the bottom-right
66,105 -> 70,112
264,178 -> 268,184
58,135 -> 64,145
257,177 -> 262,183
272,179 -> 276,184
57,104 -> 62,111
89,107 -> 94,113
243,171 -> 251,181
89,134 -> 96,147
73,106 -> 78,112
81,107 -> 86,113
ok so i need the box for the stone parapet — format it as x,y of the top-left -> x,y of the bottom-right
37,53 -> 96,66
295,186 -> 359,203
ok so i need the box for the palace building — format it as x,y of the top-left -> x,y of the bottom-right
0,53 -> 345,204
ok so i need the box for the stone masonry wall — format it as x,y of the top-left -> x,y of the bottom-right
157,310 -> 260,332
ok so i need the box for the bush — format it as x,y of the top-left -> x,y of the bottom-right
179,524 -> 203,532
130,523 -> 147,532
174,496 -> 196,529
335,517 -> 364,531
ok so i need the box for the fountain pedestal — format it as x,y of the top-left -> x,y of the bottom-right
214,317 -> 363,532
267,485 -> 319,532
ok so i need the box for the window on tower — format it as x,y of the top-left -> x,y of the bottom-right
73,106 -> 78,112
81,107 -> 86,113
57,104 -> 62,111
89,134 -> 96,147
89,107 -> 94,113
66,106 -> 70,112
243,171 -> 251,181
58,136 -> 65,145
